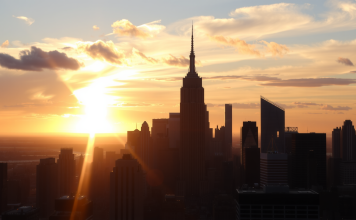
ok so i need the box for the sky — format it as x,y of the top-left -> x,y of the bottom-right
0,0 -> 355,135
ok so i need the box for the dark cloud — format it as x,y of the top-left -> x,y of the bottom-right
260,78 -> 356,87
320,105 -> 352,111
0,46 -> 82,71
337,57 -> 354,66
132,48 -> 159,64
77,40 -> 128,66
60,47 -> 74,51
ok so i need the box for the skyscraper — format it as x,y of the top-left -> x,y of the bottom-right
179,26 -> 207,197
240,121 -> 258,149
0,163 -> 7,214
332,127 -> 342,158
58,148 -> 76,196
341,120 -> 356,161
110,154 -> 144,220
126,128 -> 140,152
138,121 -> 150,170
261,96 -> 285,153
36,158 -> 58,219
260,153 -> 288,187
168,113 -> 180,148
224,104 -> 232,161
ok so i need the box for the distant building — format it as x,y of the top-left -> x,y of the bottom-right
341,120 -> 356,161
169,113 -> 180,148
261,96 -> 285,153
92,147 -> 105,220
241,148 -> 260,187
126,128 -> 140,152
340,161 -> 356,185
2,206 -> 39,220
332,127 -> 342,158
138,121 -> 151,170
36,158 -> 58,219
224,104 -> 232,161
49,195 -> 92,220
240,121 -> 258,149
236,185 -> 319,220
58,148 -> 76,196
110,154 -> 144,220
260,153 -> 288,187
0,163 -> 7,214
288,133 -> 327,189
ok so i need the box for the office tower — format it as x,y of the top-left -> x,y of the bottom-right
341,120 -> 356,161
179,26 -> 207,197
222,161 -> 235,194
260,153 -> 288,187
241,121 -> 258,149
169,113 -> 180,148
288,133 -> 327,189
110,154 -> 144,220
241,147 -> 260,187
2,207 -> 40,220
76,154 -> 84,177
49,195 -> 93,220
236,185 -> 319,220
0,163 -> 7,214
92,147 -> 105,220
36,158 -> 59,218
332,127 -> 342,158
151,118 -> 169,171
285,127 -> 298,154
126,128 -> 140,152
224,104 -> 232,161
261,96 -> 285,153
58,148 -> 76,196
138,121 -> 150,170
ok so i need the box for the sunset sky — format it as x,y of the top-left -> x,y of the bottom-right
1,0 -> 355,135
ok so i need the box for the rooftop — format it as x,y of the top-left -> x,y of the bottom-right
4,206 -> 38,216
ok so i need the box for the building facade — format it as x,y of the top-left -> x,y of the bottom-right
260,153 -> 288,187
58,148 -> 76,196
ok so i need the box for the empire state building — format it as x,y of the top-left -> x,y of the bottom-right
179,26 -> 207,197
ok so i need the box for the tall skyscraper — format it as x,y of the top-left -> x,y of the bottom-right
58,148 -> 76,196
332,127 -> 342,158
36,158 -> 58,219
261,96 -> 285,153
260,153 -> 288,187
224,104 -> 232,161
138,121 -> 151,170
240,121 -> 258,149
126,128 -> 140,152
0,163 -> 7,214
241,148 -> 260,187
179,26 -> 207,197
168,113 -> 180,148
341,120 -> 356,161
110,154 -> 144,220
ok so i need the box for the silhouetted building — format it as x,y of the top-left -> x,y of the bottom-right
222,161 -> 235,194
91,147 -> 105,220
36,158 -> 58,219
110,154 -> 144,220
213,194 -> 237,220
285,127 -> 298,154
138,121 -> 150,170
49,195 -> 92,220
58,148 -> 76,196
126,128 -> 140,153
224,104 -> 232,161
2,206 -> 39,220
340,161 -> 356,185
241,148 -> 260,187
169,113 -> 180,148
236,185 -> 319,220
341,120 -> 356,161
332,127 -> 342,158
261,96 -> 285,153
240,121 -> 258,149
260,153 -> 288,187
160,194 -> 185,220
179,27 -> 207,197
288,133 -> 327,189
0,163 -> 7,214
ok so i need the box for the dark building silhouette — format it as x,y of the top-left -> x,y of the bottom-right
110,154 -> 144,220
2,206 -> 39,220
49,195 -> 93,220
224,104 -> 232,161
91,147 -> 105,220
260,153 -> 288,187
126,128 -> 141,154
169,113 -> 180,148
240,121 -> 258,149
288,133 -> 327,189
58,148 -> 76,196
179,26 -> 207,197
212,194 -> 237,220
236,185 -> 319,220
242,147 -> 260,187
138,121 -> 151,170
332,127 -> 342,158
0,163 -> 7,214
285,127 -> 298,154
36,158 -> 58,219
261,96 -> 285,153
341,120 -> 356,161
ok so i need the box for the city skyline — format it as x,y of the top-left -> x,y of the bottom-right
1,0 -> 356,135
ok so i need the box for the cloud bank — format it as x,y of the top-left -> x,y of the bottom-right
0,46 -> 82,71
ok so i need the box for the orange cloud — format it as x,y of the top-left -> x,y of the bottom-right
261,40 -> 289,57
132,48 -> 159,64
162,54 -> 201,68
1,40 -> 9,48
93,25 -> 100,30
77,40 -> 128,66
210,35 -> 262,57
111,19 -> 151,38
13,16 -> 35,25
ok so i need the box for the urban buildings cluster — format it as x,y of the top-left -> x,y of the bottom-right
0,28 -> 355,220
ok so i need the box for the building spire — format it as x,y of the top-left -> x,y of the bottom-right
188,23 -> 198,77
